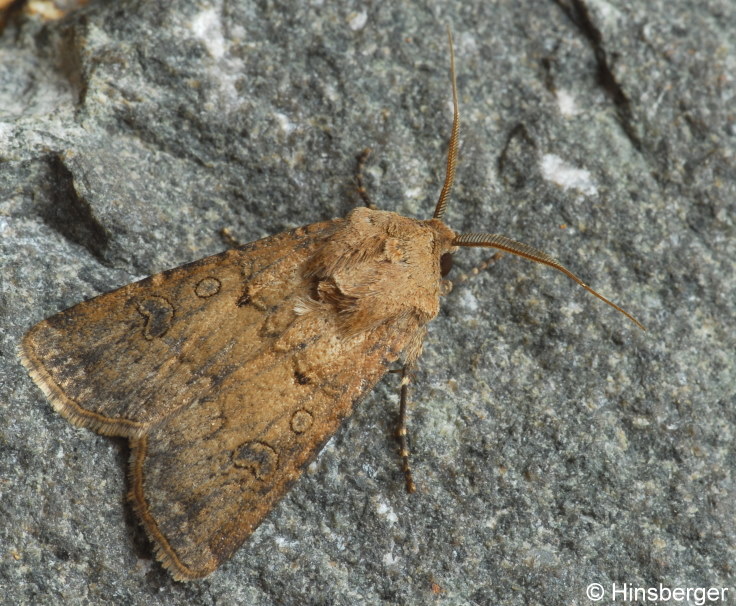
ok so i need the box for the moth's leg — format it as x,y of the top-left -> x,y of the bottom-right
355,148 -> 377,210
454,252 -> 504,285
219,227 -> 243,248
397,365 -> 416,493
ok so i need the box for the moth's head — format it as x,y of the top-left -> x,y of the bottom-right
348,208 -> 459,280
420,218 -> 455,277
339,207 -> 457,282
302,207 -> 458,331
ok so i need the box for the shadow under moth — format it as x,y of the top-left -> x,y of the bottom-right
18,32 -> 644,580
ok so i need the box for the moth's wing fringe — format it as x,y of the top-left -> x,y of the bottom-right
18,330 -> 148,439
127,436 -> 211,581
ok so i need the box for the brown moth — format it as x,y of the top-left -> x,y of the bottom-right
19,33 -> 644,581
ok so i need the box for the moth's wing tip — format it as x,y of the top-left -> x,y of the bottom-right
127,508 -> 221,583
17,327 -> 75,421
149,537 -> 218,582
127,437 -> 222,582
17,326 -> 148,439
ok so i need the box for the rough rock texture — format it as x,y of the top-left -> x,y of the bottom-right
1,0 -> 734,604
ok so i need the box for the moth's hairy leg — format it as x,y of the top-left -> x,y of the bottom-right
219,227 -> 243,248
355,147 -> 377,210
453,252 -> 504,286
396,365 -> 416,494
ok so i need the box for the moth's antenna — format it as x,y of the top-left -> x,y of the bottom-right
431,30 -> 642,330
433,27 -> 459,221
453,232 -> 646,330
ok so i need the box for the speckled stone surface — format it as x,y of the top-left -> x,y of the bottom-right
1,1 -> 734,604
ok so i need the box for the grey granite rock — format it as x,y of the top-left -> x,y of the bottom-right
1,0 -> 734,604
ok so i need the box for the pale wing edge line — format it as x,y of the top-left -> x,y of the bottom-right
17,326 -> 149,439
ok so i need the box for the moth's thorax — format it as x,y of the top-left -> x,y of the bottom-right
304,207 -> 457,334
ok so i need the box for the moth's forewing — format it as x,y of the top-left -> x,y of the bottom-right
20,222 -> 337,436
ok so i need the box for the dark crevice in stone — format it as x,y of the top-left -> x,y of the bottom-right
553,0 -> 643,152
39,154 -> 110,262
